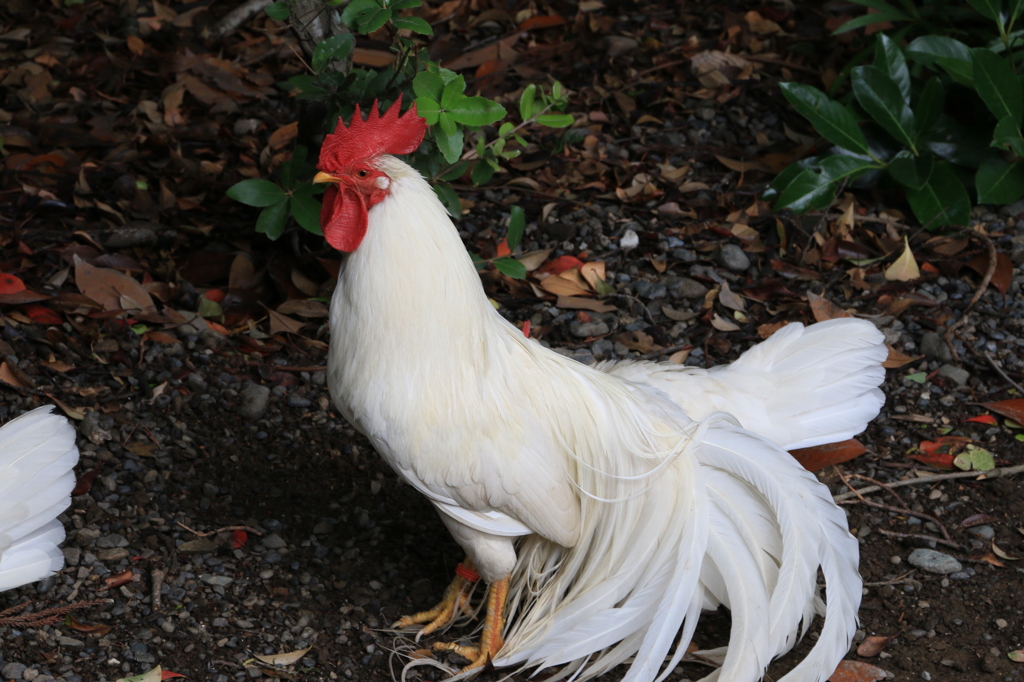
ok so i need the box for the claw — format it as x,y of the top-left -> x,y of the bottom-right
393,559 -> 479,635
432,576 -> 508,673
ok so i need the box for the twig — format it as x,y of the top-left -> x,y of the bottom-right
0,598 -> 110,627
208,0 -> 274,39
176,522 -> 264,538
983,351 -> 1024,394
864,569 -> 917,587
944,227 -> 997,361
151,569 -> 165,612
844,473 -> 909,508
833,463 -> 1024,502
836,470 -> 952,543
875,528 -> 961,549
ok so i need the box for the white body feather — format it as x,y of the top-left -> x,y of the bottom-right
0,406 -> 79,592
328,156 -> 886,681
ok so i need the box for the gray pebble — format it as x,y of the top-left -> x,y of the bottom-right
633,280 -> 667,300
200,574 -> 234,587
920,332 -> 952,361
967,524 -> 994,540
262,533 -> 287,550
569,320 -> 610,338
670,277 -> 708,300
717,243 -> 750,272
938,364 -> 970,386
238,382 -> 271,419
96,534 -> 128,548
908,548 -> 963,574
1,663 -> 26,680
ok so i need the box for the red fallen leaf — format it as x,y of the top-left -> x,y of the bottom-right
965,414 -> 998,425
0,273 -> 26,294
23,304 -> 62,324
856,634 -> 894,657
203,288 -> 226,303
495,238 -> 511,258
920,435 -> 972,454
981,398 -> 1024,424
790,439 -> 866,472
518,14 -> 566,30
231,530 -> 248,549
966,251 -> 1013,294
72,469 -> 100,496
102,570 -> 135,590
539,255 -> 586,275
909,452 -> 956,468
66,615 -> 112,635
828,660 -> 889,681
521,320 -> 531,338
162,672 -> 188,680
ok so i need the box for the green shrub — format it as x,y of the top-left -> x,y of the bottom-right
769,2 -> 1024,228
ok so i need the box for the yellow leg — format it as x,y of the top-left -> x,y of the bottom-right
393,559 -> 478,635
434,576 -> 508,672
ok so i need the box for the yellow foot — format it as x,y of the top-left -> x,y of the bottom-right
432,576 -> 508,673
393,560 -> 478,636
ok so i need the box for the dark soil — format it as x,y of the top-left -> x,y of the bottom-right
1,0 -> 1023,681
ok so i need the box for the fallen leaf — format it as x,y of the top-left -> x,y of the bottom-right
266,308 -> 306,335
539,255 -> 585,275
992,540 -> 1019,560
103,570 -> 136,590
965,414 -> 998,425
807,291 -> 851,322
884,237 -> 920,282
982,398 -> 1024,424
790,439 -> 866,472
718,281 -> 746,312
254,646 -> 312,666
555,296 -> 616,313
883,345 -> 921,369
953,445 -> 995,471
856,635 -> 893,658
277,299 -> 329,318
757,320 -> 789,338
1009,649 -> 1024,663
538,271 -> 590,297
0,272 -> 26,294
518,14 -> 566,30
231,530 -> 248,549
0,360 -> 30,388
668,347 -> 692,364
115,666 -> 164,682
958,513 -> 999,529
73,255 -> 154,312
966,251 -> 1013,294
579,262 -> 609,293
828,660 -> 889,681
24,304 -> 62,324
711,313 -> 741,332
715,155 -> 769,173
517,249 -> 551,272
67,616 -> 112,636
615,330 -> 661,352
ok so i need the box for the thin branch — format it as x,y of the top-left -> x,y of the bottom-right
836,470 -> 953,543
0,599 -> 110,627
875,528 -> 961,550
944,228 -> 997,361
833,463 -> 1024,502
983,351 -> 1024,394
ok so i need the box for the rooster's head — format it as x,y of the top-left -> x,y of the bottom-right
313,95 -> 426,251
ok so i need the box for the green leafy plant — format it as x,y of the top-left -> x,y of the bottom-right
228,0 -> 573,276
769,13 -> 1024,229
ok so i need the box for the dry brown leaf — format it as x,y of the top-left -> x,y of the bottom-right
538,272 -> 590,297
266,309 -> 305,335
807,291 -> 851,322
757,320 -> 789,338
41,358 -> 74,372
615,330 -> 661,352
518,249 -> 552,272
855,635 -> 894,658
277,299 -> 329,318
579,262 -> 607,291
269,122 -> 299,150
662,305 -> 699,322
883,345 -> 922,369
715,155 -> 769,173
711,313 -> 740,332
884,237 -> 920,282
443,33 -> 520,71
0,361 -> 30,388
828,660 -> 889,682
668,347 -> 692,364
650,254 -> 667,273
254,646 -> 312,666
965,251 -> 1013,294
73,255 -> 154,312
352,47 -> 397,67
555,296 -> 616,313
718,281 -> 746,312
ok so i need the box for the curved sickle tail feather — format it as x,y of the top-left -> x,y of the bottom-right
493,414 -> 860,682
0,406 -> 80,592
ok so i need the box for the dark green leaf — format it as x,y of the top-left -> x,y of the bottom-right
967,0 -> 1002,22
537,114 -> 574,128
832,8 -> 911,35
439,160 -> 470,181
358,7 -> 392,34
393,15 -> 433,34
774,167 -> 838,213
494,258 -> 527,279
906,162 -> 971,228
290,187 -> 323,235
819,154 -> 877,181
448,97 -> 506,126
519,84 -> 537,120
507,205 -> 525,250
874,34 -> 910,103
416,96 -> 441,124
780,82 -> 869,154
441,75 -> 465,109
907,36 -> 972,84
888,150 -> 934,189
994,116 -> 1024,155
432,182 -> 461,216
972,48 -> 1023,127
227,179 -> 287,207
283,74 -> 327,99
389,0 -> 422,8
976,158 -> 1024,203
471,159 -> 496,185
852,65 -> 917,149
256,200 -> 289,239
312,33 -> 354,72
434,124 -> 463,163
915,76 -> 945,134
413,72 -> 444,102
341,0 -> 378,28
1010,0 -> 1023,23
265,1 -> 290,20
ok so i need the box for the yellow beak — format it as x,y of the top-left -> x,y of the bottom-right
313,171 -> 340,184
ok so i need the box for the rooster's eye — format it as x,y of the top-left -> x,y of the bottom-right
358,169 -> 369,178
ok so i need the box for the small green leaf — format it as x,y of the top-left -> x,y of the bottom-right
471,159 -> 497,185
416,96 -> 442,125
197,297 -> 223,319
994,116 -> 1024,156
312,33 -> 354,72
434,124 -> 463,163
448,97 -> 506,126
265,1 -> 290,20
441,75 -> 466,109
130,323 -> 149,335
953,445 -> 995,471
906,371 -> 927,383
227,179 -> 287,207
341,0 -> 378,27
537,113 -> 574,128
494,257 -> 527,279
832,7 -> 911,35
433,182 -> 461,216
414,72 -> 444,102
972,48 -> 1023,127
438,110 -> 457,136
520,83 -> 537,120
780,82 -> 869,155
440,160 -> 470,181
255,200 -> 289,239
966,0 -> 1002,22
874,33 -> 910,104
906,162 -> 971,228
393,15 -> 433,34
774,167 -> 837,213
358,7 -> 392,34
888,150 -> 933,190
976,157 -> 1024,204
852,65 -> 916,149
508,205 -> 525,250
290,187 -> 324,235
389,0 -> 422,8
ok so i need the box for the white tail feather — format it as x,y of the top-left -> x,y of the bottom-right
0,406 -> 80,592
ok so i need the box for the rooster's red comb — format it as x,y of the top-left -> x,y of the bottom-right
318,95 -> 426,170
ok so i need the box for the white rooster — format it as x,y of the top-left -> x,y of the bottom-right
0,406 -> 80,593
313,97 -> 886,682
